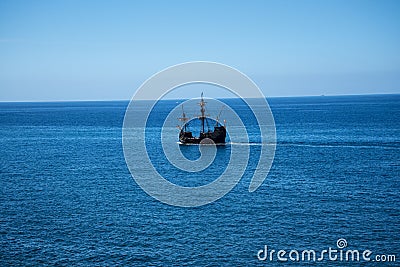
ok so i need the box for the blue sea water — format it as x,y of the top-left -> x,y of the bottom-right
0,95 -> 399,266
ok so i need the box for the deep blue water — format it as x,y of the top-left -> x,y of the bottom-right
1,95 -> 399,266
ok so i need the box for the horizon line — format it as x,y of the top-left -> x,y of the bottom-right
0,92 -> 398,103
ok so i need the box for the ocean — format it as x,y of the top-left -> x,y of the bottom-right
1,94 -> 399,266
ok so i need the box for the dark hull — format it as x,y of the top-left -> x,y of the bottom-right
179,126 -> 226,145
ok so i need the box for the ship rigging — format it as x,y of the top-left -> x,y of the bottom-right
178,93 -> 226,145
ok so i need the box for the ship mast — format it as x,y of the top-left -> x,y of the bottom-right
178,105 -> 188,132
199,92 -> 206,133
215,105 -> 225,126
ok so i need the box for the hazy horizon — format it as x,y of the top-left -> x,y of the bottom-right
0,92 -> 398,103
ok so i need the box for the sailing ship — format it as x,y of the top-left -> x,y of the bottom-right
178,93 -> 226,145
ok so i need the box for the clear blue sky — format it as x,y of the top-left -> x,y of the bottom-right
1,0 -> 399,101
